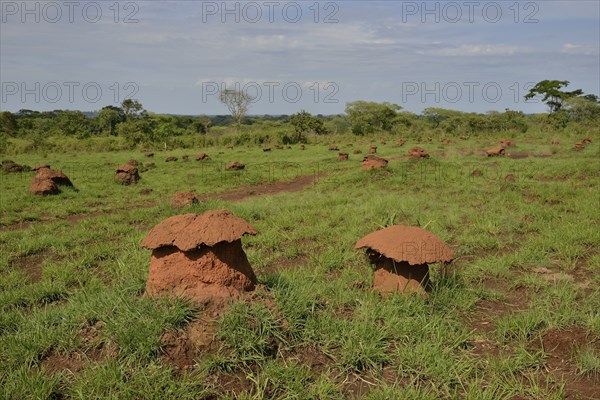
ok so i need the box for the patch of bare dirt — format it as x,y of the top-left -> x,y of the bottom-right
14,251 -> 49,282
206,174 -> 319,202
42,320 -> 115,374
529,326 -> 600,400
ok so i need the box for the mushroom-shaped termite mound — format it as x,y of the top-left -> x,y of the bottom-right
141,210 -> 257,303
355,226 -> 453,295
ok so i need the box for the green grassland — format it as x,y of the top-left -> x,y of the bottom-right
0,133 -> 599,399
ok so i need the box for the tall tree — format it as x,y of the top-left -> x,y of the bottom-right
524,80 -> 583,112
121,99 -> 144,121
98,105 -> 125,135
219,89 -> 253,129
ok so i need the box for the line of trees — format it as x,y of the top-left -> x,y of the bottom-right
1,80 -> 598,150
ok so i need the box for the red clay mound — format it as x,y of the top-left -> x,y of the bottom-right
141,210 -> 256,251
338,152 -> 349,161
362,155 -> 388,170
141,210 -> 257,303
145,152 -> 154,158
355,226 -> 453,265
30,176 -> 59,195
166,156 -> 178,162
36,167 -> 73,186
173,192 -> 199,208
582,137 -> 592,145
195,153 -> 209,161
396,139 -> 406,146
369,146 -> 377,154
226,161 -> 245,171
486,147 -> 505,157
355,225 -> 453,295
499,140 -> 513,148
146,241 -> 256,302
115,163 -> 140,185
409,147 -> 430,158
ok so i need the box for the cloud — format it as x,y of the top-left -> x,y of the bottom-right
560,43 -> 599,55
419,44 -> 530,57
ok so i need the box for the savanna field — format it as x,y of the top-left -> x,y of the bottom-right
1,133 -> 599,399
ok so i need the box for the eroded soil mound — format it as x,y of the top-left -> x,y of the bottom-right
146,241 -> 257,303
195,153 -> 209,160
36,167 -> 73,186
408,147 -> 430,158
166,156 -> 178,162
361,155 -> 388,170
369,146 -> 377,154
173,191 -> 199,208
30,176 -> 59,195
115,163 -> 140,185
2,159 -> 29,173
486,146 -> 505,156
338,152 -> 349,161
328,144 -> 339,151
226,161 -> 245,171
28,167 -> 73,195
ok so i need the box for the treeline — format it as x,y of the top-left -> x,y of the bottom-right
1,91 -> 599,154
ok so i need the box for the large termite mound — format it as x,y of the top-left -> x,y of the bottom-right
355,225 -> 453,295
141,210 -> 257,303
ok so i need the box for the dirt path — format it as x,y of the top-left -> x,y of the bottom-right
205,173 -> 319,202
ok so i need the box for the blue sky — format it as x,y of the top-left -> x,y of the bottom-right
1,0 -> 599,115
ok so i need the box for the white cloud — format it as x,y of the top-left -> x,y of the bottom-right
419,44 -> 530,57
560,43 -> 599,55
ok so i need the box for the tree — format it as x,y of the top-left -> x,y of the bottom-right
98,105 -> 125,135
219,89 -> 253,129
289,110 -> 327,140
524,80 -> 583,112
121,99 -> 144,121
0,111 -> 17,136
345,101 -> 401,135
563,96 -> 600,123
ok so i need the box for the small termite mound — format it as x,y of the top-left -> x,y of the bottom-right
355,225 -> 453,296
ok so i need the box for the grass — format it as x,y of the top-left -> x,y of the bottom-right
0,132 -> 599,398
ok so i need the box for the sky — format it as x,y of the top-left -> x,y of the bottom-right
1,0 -> 599,115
